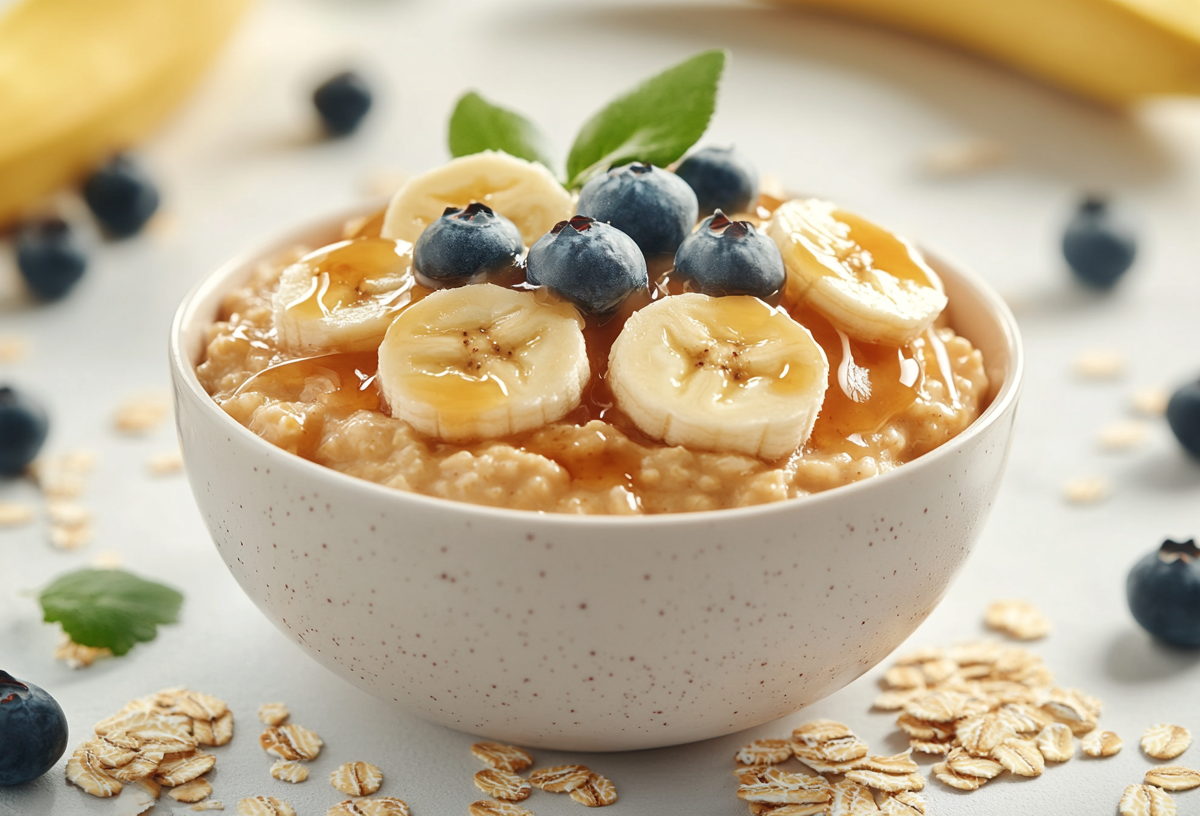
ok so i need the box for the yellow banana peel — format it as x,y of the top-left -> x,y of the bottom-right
0,0 -> 253,226
773,0 -> 1200,106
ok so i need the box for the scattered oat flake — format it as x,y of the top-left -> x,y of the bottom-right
471,741 -> 534,772
984,599 -> 1051,640
792,720 -> 855,746
909,739 -> 954,755
236,797 -> 295,816
271,760 -> 308,784
1081,729 -> 1122,757
859,751 -> 918,775
1120,784 -> 1177,816
569,772 -> 618,807
55,634 -> 112,669
351,799 -> 411,816
106,751 -> 164,783
193,804 -> 225,812
468,802 -> 533,816
169,778 -> 213,803
828,779 -> 877,815
945,747 -> 1004,779
884,665 -> 926,689
147,450 -> 184,476
194,710 -> 234,747
1132,386 -> 1171,416
1142,724 -> 1192,759
905,690 -> 967,723
0,501 -> 34,527
1035,723 -> 1075,762
873,689 -> 922,711
1100,420 -> 1149,451
91,550 -> 123,569
258,702 -> 290,726
737,738 -> 792,765
260,723 -> 322,761
86,736 -> 137,769
1145,765 -> 1200,791
920,138 -> 1009,176
114,392 -> 171,434
736,768 -> 831,805
879,791 -> 927,815
843,769 -> 924,793
0,335 -> 29,362
50,523 -> 93,550
1063,476 -> 1110,505
931,761 -> 986,791
1074,350 -> 1125,380
66,745 -> 123,797
991,738 -> 1045,777
530,764 -> 591,793
176,691 -> 227,721
330,761 -> 383,796
155,751 -> 216,786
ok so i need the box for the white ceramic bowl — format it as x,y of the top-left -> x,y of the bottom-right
169,210 -> 1022,752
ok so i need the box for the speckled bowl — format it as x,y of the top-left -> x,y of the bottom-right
169,209 -> 1022,752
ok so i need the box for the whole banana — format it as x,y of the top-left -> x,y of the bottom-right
773,0 -> 1200,105
0,0 -> 252,225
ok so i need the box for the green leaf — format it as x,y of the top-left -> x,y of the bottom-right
39,569 -> 183,656
448,91 -> 556,171
565,49 -> 726,189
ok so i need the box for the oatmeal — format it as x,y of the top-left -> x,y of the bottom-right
197,160 -> 988,515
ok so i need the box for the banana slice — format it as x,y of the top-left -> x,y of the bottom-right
272,237 -> 417,353
381,151 -> 574,247
377,283 -> 589,442
765,199 -> 948,347
608,293 -> 829,460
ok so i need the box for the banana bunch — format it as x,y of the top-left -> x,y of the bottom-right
773,0 -> 1200,105
0,0 -> 251,225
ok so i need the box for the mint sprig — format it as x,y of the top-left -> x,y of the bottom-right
447,49 -> 727,189
449,91 -> 555,169
566,49 -> 726,188
40,568 -> 183,656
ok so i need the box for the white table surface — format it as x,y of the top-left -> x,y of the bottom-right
3,1 -> 1200,814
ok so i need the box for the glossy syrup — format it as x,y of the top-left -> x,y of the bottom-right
239,203 -> 960,488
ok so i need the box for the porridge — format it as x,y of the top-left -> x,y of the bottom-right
196,153 -> 988,515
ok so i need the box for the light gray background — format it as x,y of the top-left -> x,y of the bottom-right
2,0 -> 1200,814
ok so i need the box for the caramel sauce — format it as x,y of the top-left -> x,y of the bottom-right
234,196 -> 962,493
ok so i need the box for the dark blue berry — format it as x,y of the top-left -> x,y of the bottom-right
414,203 -> 523,284
527,216 -> 647,314
1127,539 -> 1200,647
673,210 -> 785,298
1062,196 -> 1137,288
16,219 -> 87,301
0,671 -> 68,786
675,146 -> 759,216
1167,379 -> 1200,458
314,71 -> 373,136
0,387 -> 49,477
576,163 -> 698,257
83,154 -> 160,237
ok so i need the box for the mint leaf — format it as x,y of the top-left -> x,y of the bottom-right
40,569 -> 183,656
449,91 -> 556,170
565,49 -> 726,189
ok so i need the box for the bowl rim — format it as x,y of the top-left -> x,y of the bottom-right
169,204 -> 1024,527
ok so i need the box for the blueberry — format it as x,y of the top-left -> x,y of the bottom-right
313,71 -> 373,136
675,146 -> 760,216
16,219 -> 87,301
673,210 -> 785,298
1062,195 -> 1137,288
527,216 -> 648,314
576,163 -> 698,257
414,203 -> 523,284
1127,539 -> 1200,647
0,387 -> 49,477
83,154 -> 160,237
0,671 -> 68,786
1167,379 -> 1200,458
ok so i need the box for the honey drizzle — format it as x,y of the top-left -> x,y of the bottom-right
231,196 -> 964,497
